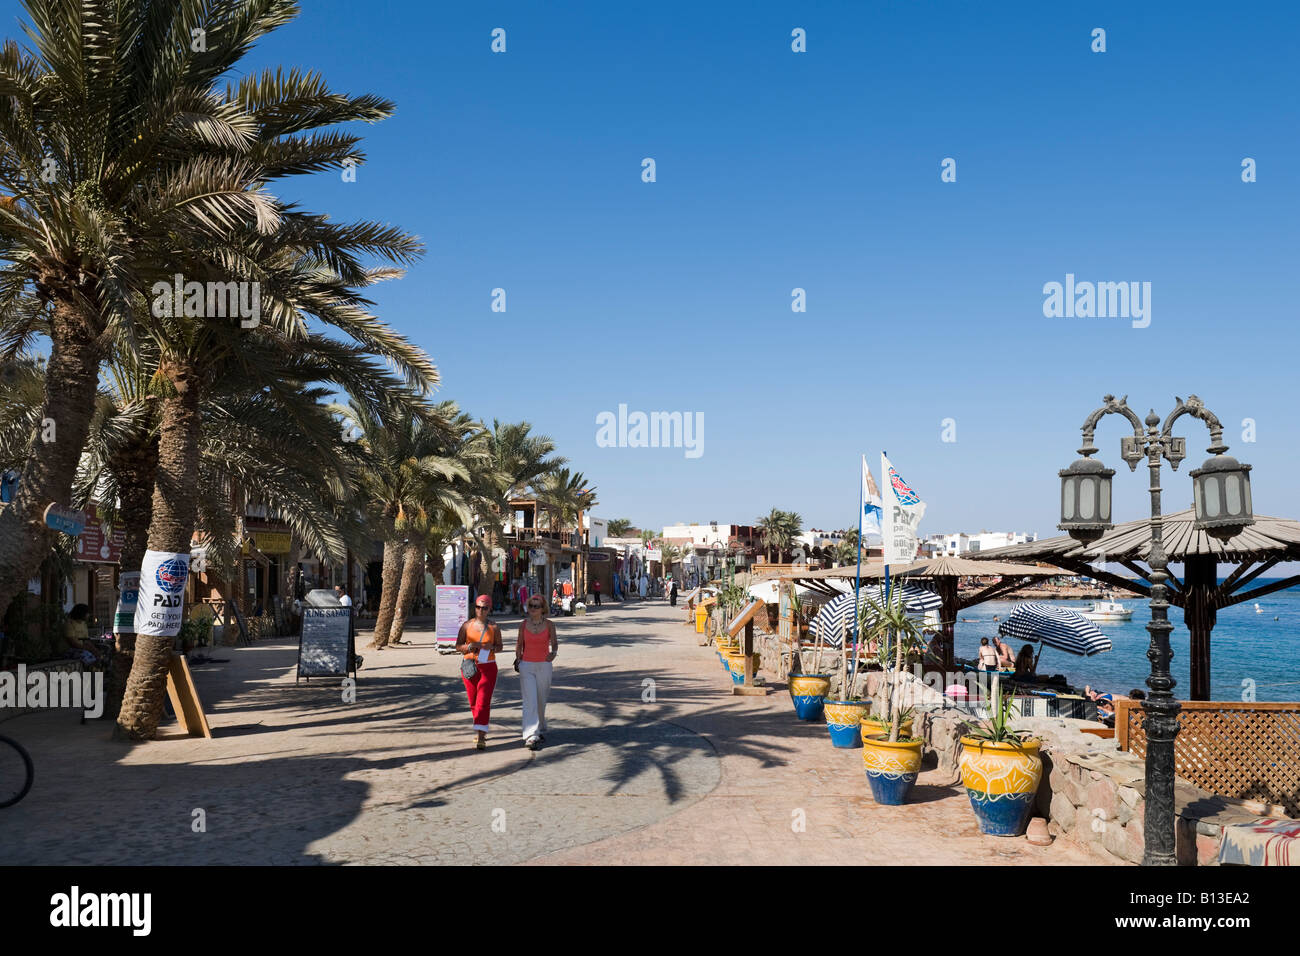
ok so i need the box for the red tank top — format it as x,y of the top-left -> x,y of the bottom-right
520,620 -> 551,662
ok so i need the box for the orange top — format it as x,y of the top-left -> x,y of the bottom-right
520,620 -> 552,663
463,619 -> 499,662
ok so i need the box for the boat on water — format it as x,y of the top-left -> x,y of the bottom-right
1081,597 -> 1133,622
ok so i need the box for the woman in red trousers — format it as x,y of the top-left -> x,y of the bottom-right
456,594 -> 503,750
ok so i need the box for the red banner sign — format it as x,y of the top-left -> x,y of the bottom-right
76,505 -> 125,564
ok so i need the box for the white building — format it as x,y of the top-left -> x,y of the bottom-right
661,522 -> 734,549
925,531 -> 1037,556
795,528 -> 847,550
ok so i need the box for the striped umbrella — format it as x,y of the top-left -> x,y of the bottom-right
810,583 -> 941,648
998,602 -> 1112,656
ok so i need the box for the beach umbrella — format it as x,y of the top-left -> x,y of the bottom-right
998,602 -> 1112,657
810,583 -> 941,648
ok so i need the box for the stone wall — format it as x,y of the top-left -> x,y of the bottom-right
855,692 -> 1272,866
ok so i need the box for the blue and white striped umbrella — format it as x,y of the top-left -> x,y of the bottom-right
810,583 -> 942,648
998,602 -> 1112,656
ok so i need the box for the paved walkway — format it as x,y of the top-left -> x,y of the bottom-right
0,601 -> 1100,864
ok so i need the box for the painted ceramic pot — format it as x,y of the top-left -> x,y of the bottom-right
788,674 -> 831,720
727,653 -> 760,683
823,699 -> 869,748
860,716 -> 914,744
959,736 -> 1043,837
862,734 -> 924,805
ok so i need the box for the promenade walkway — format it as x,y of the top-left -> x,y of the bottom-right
0,601 -> 1100,865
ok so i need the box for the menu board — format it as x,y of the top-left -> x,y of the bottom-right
298,607 -> 352,678
436,585 -> 469,648
727,598 -> 763,637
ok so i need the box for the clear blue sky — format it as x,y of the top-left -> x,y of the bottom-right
8,1 -> 1298,539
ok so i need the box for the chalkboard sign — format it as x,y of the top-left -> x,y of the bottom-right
297,607 -> 354,680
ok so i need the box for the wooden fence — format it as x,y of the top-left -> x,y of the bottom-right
1116,699 -> 1300,817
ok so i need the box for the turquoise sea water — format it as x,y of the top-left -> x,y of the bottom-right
950,580 -> 1300,702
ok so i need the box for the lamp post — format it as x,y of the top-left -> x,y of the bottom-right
1059,395 -> 1253,865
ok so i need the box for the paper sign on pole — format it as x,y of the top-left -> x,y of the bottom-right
435,585 -> 469,648
114,571 -> 140,634
881,454 -> 926,566
133,550 -> 190,637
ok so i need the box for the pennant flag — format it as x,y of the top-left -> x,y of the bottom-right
881,453 -> 926,565
862,455 -> 882,536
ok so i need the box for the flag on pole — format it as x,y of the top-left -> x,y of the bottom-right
881,453 -> 926,566
861,455 -> 882,537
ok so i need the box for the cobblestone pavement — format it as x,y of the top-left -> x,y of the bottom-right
0,601 -> 1101,865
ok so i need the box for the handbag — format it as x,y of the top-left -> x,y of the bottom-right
461,658 -> 478,680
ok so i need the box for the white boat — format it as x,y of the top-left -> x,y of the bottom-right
1081,598 -> 1133,621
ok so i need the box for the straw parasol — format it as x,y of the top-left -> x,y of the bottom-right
967,509 -> 1300,700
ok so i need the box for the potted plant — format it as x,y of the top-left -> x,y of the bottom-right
859,586 -> 927,805
788,603 -> 830,720
822,615 -> 867,746
959,686 -> 1043,836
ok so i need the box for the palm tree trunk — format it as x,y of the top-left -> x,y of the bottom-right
389,535 -> 424,643
105,434 -> 158,721
117,357 -> 201,740
370,539 -> 404,648
0,299 -> 103,616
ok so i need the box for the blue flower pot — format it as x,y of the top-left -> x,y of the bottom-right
788,674 -> 831,721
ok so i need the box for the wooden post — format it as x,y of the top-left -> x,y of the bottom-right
1185,555 -> 1217,702
732,611 -> 768,696
937,576 -> 958,672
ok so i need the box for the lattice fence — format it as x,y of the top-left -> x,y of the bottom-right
1117,700 -> 1300,818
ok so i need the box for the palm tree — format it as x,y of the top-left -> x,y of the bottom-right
835,529 -> 861,566
660,542 -> 681,579
606,518 -> 633,538
0,1 -> 305,611
474,420 -> 562,592
756,508 -> 783,562
112,43 -> 432,737
775,510 -> 804,561
342,400 -> 477,650
534,468 -> 597,594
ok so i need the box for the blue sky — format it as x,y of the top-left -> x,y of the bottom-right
8,1 -> 1298,538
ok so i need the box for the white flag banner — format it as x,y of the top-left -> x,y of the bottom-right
862,455 -> 882,537
133,549 -> 191,637
881,453 -> 926,566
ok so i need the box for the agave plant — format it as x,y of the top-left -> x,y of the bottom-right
962,685 -> 1032,746
859,586 -> 929,742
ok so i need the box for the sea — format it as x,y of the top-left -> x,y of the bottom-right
950,579 -> 1300,702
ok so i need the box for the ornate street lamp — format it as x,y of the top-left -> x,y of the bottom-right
1060,394 -> 1252,866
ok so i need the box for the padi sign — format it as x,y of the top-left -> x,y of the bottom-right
132,550 -> 191,637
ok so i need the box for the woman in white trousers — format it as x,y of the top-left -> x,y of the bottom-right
515,596 -> 558,750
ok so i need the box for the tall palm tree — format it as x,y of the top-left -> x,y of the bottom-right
606,518 -> 633,538
534,468 -> 597,594
474,419 -> 562,591
0,0 -> 305,614
342,400 -> 477,650
113,47 -> 432,737
756,508 -> 783,562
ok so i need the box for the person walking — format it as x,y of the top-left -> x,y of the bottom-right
456,595 -> 503,750
515,595 -> 558,750
669,578 -> 678,607
592,579 -> 601,606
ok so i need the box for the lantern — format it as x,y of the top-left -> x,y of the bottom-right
1058,457 -> 1115,543
1190,454 -> 1253,541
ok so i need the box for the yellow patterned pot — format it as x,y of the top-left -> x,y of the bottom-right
726,653 -> 761,684
823,699 -> 868,748
788,673 -> 831,720
860,716 -> 913,743
861,734 -> 924,805
959,737 -> 1043,837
